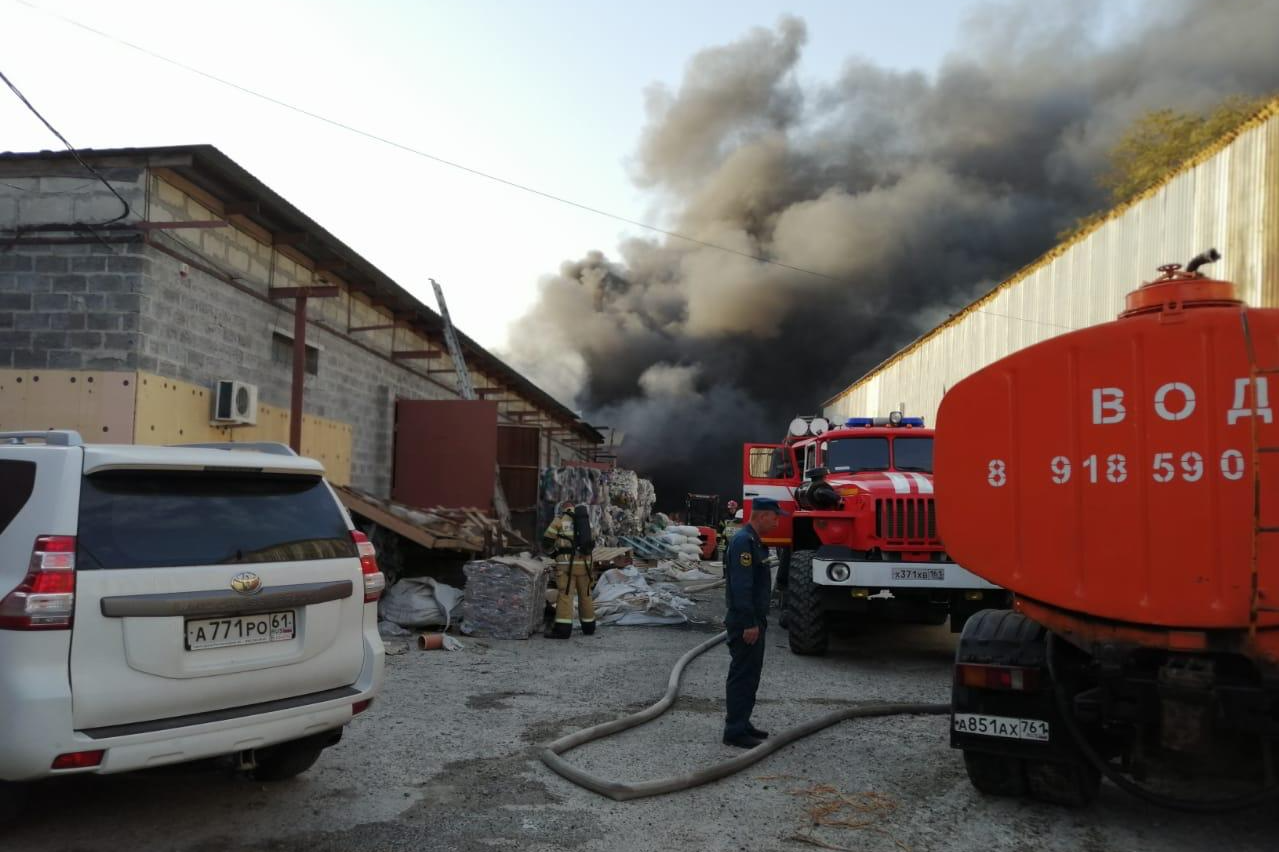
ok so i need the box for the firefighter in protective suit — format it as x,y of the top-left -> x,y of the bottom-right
543,501 -> 596,639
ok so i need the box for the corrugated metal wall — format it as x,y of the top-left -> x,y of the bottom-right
826,104 -> 1279,424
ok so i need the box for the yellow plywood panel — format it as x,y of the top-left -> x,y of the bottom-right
133,372 -> 225,445
130,372 -> 353,483
0,369 -> 136,440
301,415 -> 353,485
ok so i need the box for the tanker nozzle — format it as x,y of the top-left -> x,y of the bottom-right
1186,248 -> 1221,275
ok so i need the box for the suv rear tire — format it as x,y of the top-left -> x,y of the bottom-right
0,781 -> 27,823
785,550 -> 828,656
250,733 -> 330,782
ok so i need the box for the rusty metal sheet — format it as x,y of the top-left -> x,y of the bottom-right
393,399 -> 498,511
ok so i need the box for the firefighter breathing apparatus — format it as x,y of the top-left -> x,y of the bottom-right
539,630 -> 948,801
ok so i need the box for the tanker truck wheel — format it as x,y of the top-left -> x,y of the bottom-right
954,609 -> 1043,797
962,751 -> 1027,797
785,550 -> 828,655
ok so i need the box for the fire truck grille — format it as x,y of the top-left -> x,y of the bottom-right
875,498 -> 940,545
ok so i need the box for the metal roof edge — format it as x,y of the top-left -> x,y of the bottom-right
0,145 -> 602,443
823,95 -> 1279,408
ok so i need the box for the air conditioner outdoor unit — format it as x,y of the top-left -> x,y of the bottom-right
212,380 -> 259,426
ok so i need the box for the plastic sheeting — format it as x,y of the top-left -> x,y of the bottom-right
592,566 -> 696,626
379,577 -> 465,631
539,466 -> 657,546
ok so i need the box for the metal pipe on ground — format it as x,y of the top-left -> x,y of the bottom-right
539,631 -> 948,801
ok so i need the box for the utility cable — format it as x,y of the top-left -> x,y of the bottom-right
12,0 -> 841,284
0,66 -> 132,225
9,1 -> 1079,336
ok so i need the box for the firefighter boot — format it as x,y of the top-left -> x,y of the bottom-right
581,620 -> 596,635
552,561 -> 576,638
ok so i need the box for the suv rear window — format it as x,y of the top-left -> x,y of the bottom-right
77,472 -> 355,570
0,460 -> 37,535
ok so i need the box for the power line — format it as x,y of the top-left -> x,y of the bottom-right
12,0 -> 847,284
6,1 -> 1090,340
0,66 -> 132,224
969,308 -> 1076,331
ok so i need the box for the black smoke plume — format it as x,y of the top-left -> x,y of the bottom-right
507,0 -> 1279,509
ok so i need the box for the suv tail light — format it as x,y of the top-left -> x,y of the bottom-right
0,535 -> 76,630
51,749 -> 104,770
352,531 -> 385,603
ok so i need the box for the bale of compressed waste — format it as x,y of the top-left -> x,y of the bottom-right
461,557 -> 550,639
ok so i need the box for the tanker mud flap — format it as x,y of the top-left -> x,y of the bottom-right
952,609 -> 1100,805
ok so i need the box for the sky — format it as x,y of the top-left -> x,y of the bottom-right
0,0 -> 1000,356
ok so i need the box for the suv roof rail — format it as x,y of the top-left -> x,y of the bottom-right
0,430 -> 84,446
177,441 -> 299,456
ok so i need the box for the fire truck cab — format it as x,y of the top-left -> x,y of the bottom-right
744,414 -> 1006,655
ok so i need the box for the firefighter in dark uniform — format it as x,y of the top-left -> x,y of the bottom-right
722,497 -> 788,748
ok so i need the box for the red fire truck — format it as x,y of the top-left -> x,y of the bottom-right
743,414 -> 1007,655
940,251 -> 1279,808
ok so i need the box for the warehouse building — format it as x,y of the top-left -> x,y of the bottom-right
826,99 -> 1279,423
0,145 -> 602,533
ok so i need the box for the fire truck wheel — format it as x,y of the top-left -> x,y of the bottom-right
1024,759 -> 1101,807
962,751 -> 1027,797
785,550 -> 829,656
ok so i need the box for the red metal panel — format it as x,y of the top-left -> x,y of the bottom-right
393,400 -> 498,511
497,425 -> 541,512
496,425 -> 540,466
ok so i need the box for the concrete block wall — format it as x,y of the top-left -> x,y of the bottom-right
1,165 -> 594,498
0,242 -> 146,370
142,245 -> 456,495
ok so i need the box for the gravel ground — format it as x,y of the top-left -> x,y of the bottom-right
9,588 -> 1276,852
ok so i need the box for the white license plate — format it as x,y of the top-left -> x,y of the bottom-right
186,611 -> 296,651
953,713 -> 1050,742
891,566 -> 946,581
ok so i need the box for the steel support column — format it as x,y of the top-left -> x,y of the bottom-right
290,291 -> 308,452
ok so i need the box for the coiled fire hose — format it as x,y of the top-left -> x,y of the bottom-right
539,630 -> 949,801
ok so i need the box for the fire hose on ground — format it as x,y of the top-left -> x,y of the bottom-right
538,630 -> 949,801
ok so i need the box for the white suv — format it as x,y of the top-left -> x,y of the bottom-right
0,431 -> 385,811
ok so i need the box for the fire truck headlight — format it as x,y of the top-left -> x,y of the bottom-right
827,562 -> 851,582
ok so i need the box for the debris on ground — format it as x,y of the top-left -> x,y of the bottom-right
592,566 -> 698,626
646,559 -> 721,584
416,632 -> 465,651
591,546 -> 635,570
461,556 -> 551,639
336,485 -> 527,559
788,784 -> 905,852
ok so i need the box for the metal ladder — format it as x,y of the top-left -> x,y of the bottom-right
431,278 -> 512,529
1241,310 -> 1278,634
